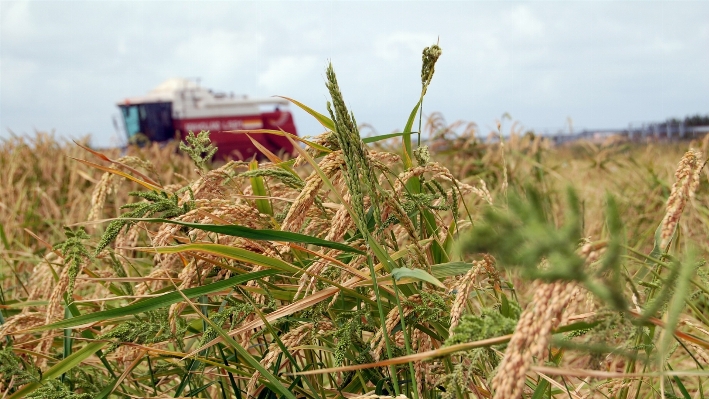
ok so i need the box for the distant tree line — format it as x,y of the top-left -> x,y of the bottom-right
661,114 -> 709,128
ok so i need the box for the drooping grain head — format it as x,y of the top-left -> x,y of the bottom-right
448,258 -> 488,334
660,148 -> 705,248
282,151 -> 344,232
492,281 -> 580,399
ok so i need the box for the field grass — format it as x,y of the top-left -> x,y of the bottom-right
2,46 -> 709,399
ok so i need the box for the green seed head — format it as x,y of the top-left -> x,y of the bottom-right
421,44 -> 442,92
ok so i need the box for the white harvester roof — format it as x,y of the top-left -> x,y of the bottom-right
118,78 -> 289,118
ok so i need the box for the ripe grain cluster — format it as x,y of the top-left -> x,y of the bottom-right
2,46 -> 709,399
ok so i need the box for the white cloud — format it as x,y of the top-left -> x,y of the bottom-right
0,57 -> 38,101
375,32 -> 437,61
649,37 -> 684,55
117,38 -> 128,56
258,56 -> 319,92
507,5 -> 545,38
172,30 -> 265,79
0,1 -> 35,42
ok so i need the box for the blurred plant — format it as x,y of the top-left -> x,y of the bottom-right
3,42 -> 709,399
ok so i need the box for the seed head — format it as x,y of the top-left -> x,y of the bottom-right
660,149 -> 705,248
421,44 -> 442,93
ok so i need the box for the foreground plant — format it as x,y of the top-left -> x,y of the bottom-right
1,44 -> 708,399
462,149 -> 708,399
2,43 -> 480,398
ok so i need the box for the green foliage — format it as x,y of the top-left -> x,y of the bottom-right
406,291 -> 449,325
70,368 -> 108,397
198,300 -> 254,348
440,308 -> 519,398
379,177 -> 453,234
179,130 -> 217,170
25,379 -> 92,399
54,227 -> 91,300
439,348 -> 498,399
463,186 -> 585,281
325,63 -> 382,231
446,308 -> 519,346
463,186 -> 632,312
13,367 -> 108,399
240,168 -> 305,191
658,251 -> 699,360
95,190 -> 193,255
98,310 -> 186,353
0,347 -> 40,390
402,192 -> 449,213
421,44 -> 442,95
413,145 -> 431,166
333,309 -> 376,366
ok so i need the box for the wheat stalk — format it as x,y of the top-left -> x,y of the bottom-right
492,281 -> 580,399
660,148 -> 705,248
449,258 -> 492,334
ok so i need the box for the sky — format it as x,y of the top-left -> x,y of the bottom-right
1,1 -> 708,148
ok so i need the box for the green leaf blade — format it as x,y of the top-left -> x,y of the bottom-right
31,269 -> 278,332
130,218 -> 365,254
277,96 -> 335,131
392,267 -> 446,288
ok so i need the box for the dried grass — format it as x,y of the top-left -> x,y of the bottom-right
3,101 -> 709,397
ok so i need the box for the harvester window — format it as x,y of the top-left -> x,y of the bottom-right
119,102 -> 174,143
121,106 -> 141,138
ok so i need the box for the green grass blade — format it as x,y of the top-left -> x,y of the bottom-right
175,280 -> 298,399
224,129 -> 331,153
65,300 -> 116,377
391,278 -> 419,399
277,96 -> 335,131
552,320 -> 601,334
62,307 -> 73,368
667,363 -> 692,399
401,99 -> 422,169
362,131 -> 415,144
0,222 -> 9,249
185,381 -> 218,397
8,341 -> 108,399
391,267 -> 446,288
30,269 -> 278,331
148,243 -> 375,308
140,243 -> 301,274
430,261 -> 475,279
249,159 -> 273,216
130,218 -> 365,254
530,378 -> 550,399
217,345 -> 242,399
94,378 -> 119,399
241,292 -> 323,399
285,135 -> 402,274
174,358 -> 200,397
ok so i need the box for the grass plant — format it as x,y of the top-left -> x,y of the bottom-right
2,45 -> 709,399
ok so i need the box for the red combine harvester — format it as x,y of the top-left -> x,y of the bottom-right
117,78 -> 298,160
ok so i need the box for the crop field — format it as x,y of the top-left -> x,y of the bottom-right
1,46 -> 709,399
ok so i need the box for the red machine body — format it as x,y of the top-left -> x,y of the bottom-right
117,78 -> 297,160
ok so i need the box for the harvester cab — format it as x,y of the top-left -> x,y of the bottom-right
117,78 -> 298,160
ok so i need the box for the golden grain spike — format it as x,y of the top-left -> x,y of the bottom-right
660,148 -> 705,248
